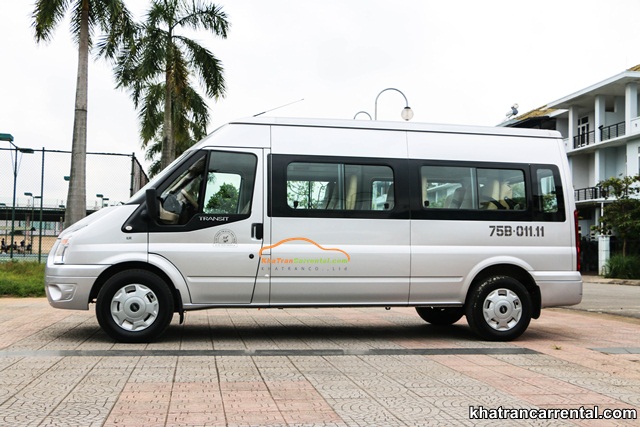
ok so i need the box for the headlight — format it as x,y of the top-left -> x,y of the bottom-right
53,236 -> 72,264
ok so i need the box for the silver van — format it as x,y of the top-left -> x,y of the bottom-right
46,117 -> 582,342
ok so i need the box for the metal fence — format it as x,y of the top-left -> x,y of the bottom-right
1,147 -> 148,261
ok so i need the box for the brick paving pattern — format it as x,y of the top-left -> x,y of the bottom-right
0,299 -> 639,426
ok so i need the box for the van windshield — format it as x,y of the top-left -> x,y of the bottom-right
126,150 -> 198,204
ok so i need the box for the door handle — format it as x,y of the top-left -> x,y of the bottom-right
251,223 -> 263,240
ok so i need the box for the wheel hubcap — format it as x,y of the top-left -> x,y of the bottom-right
110,284 -> 159,331
482,288 -> 522,331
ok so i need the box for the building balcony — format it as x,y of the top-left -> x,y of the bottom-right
600,121 -> 626,141
573,130 -> 596,149
574,186 -> 604,203
572,121 -> 626,149
570,118 -> 640,150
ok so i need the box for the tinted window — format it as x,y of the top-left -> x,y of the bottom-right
420,166 -> 526,211
533,166 -> 565,221
158,151 -> 257,225
286,162 -> 395,211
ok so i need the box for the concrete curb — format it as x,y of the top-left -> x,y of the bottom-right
581,274 -> 640,286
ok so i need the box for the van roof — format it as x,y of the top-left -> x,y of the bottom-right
228,116 -> 562,139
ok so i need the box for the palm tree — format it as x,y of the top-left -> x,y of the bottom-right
32,0 -> 134,227
138,82 -> 209,177
116,0 -> 229,171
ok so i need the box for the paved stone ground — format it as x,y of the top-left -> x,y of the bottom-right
1,299 -> 639,426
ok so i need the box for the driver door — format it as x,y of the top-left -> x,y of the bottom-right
148,148 -> 266,304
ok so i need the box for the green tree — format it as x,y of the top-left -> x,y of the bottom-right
206,183 -> 238,214
594,174 -> 640,256
287,181 -> 328,209
32,0 -> 134,227
138,82 -> 209,177
115,0 -> 229,172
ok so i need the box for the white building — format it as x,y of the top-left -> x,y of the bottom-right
502,65 -> 640,271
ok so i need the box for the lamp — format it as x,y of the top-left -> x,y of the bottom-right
401,106 -> 414,121
374,88 -> 414,121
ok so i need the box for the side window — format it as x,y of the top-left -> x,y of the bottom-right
158,151 -> 257,225
421,166 -> 474,209
372,180 -> 394,210
532,166 -> 565,221
286,162 -> 394,211
287,163 -> 339,209
159,156 -> 206,225
535,168 -> 560,213
420,165 -> 526,211
478,169 -> 526,210
204,172 -> 242,214
204,151 -> 257,215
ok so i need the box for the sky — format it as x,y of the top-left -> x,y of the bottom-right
2,0 -> 640,207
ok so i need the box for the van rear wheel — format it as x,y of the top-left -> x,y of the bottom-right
415,307 -> 464,325
465,276 -> 531,341
96,270 -> 174,343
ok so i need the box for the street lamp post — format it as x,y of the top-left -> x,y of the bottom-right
35,195 -> 42,259
1,133 -> 34,259
24,192 -> 35,252
24,193 -> 42,258
353,111 -> 373,120
38,148 -> 45,262
374,88 -> 414,121
0,203 -> 6,250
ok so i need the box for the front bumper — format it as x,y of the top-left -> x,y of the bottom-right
45,264 -> 109,310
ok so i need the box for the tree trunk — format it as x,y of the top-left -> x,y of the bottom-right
161,67 -> 173,171
160,32 -> 174,172
65,0 -> 89,228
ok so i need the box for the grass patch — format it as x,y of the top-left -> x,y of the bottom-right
604,254 -> 640,279
0,261 -> 46,297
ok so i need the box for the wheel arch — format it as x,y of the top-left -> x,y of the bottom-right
90,262 -> 185,313
465,263 -> 541,319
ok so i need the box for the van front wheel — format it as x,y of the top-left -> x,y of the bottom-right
96,270 -> 174,343
465,276 -> 531,341
415,307 -> 464,325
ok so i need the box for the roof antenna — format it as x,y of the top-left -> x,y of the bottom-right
253,98 -> 304,117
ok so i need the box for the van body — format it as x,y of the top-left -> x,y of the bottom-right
45,117 -> 582,342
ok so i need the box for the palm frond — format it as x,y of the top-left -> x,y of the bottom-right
148,0 -> 177,30
167,44 -> 191,96
175,35 -> 225,99
174,1 -> 229,37
95,1 -> 138,60
32,0 -> 71,42
139,84 -> 165,145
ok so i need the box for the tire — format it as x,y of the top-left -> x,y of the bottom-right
465,276 -> 532,341
96,269 -> 174,343
415,307 -> 464,325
